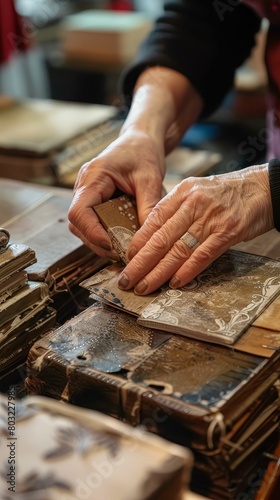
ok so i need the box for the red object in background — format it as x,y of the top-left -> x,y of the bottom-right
0,0 -> 31,64
107,0 -> 134,11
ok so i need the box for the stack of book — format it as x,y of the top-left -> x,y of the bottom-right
25,195 -> 280,499
0,179 -> 109,324
0,229 -> 56,385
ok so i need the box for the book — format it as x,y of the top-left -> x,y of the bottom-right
81,252 -> 280,349
0,98 -> 117,154
0,393 -> 193,500
0,243 -> 36,284
0,179 -> 109,328
0,270 -> 28,304
1,180 -> 108,291
0,97 -> 119,185
137,250 -> 280,346
61,10 -> 152,65
0,281 -> 50,329
0,232 -> 56,384
0,306 -> 56,383
88,194 -> 280,348
94,194 -> 140,264
25,303 -> 280,499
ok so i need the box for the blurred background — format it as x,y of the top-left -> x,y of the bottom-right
0,0 -> 269,181
1,0 -> 165,103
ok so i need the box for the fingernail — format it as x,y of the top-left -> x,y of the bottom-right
169,276 -> 181,289
106,250 -> 119,261
127,246 -> 137,261
100,240 -> 112,251
118,272 -> 130,290
134,280 -> 148,295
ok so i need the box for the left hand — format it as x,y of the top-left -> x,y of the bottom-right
117,164 -> 274,295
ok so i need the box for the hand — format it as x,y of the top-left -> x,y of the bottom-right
118,164 -> 274,294
68,129 -> 165,260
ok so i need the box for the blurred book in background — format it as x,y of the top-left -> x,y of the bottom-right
60,10 -> 152,65
0,97 -> 121,185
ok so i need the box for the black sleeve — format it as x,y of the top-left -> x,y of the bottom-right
268,158 -> 280,232
120,0 -> 261,117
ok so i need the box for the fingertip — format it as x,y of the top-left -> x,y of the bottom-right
100,240 -> 113,252
106,250 -> 120,261
169,276 -> 181,289
127,245 -> 138,261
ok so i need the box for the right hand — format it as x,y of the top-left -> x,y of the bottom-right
68,128 -> 166,259
68,66 -> 203,259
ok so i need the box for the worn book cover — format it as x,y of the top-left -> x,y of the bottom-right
0,394 -> 192,500
25,304 -> 280,437
137,250 -> 280,345
0,243 -> 36,284
94,194 -> 140,264
81,252 -> 280,348
91,195 -> 280,348
0,270 -> 28,303
2,188 -> 108,291
0,98 -> 118,154
0,281 -> 51,329
25,303 -> 280,498
0,306 -> 56,383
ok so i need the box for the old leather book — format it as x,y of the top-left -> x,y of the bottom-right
0,270 -> 28,303
0,243 -> 36,283
0,281 -> 50,329
0,237 -> 56,384
0,306 -> 56,384
25,303 -> 280,499
0,393 -> 193,500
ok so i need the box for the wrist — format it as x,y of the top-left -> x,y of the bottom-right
120,83 -> 174,144
120,66 -> 203,150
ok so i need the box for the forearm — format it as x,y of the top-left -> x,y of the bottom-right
120,67 -> 203,154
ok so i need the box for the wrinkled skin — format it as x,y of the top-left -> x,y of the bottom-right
68,67 -> 274,296
68,129 -> 166,262
118,164 -> 273,295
